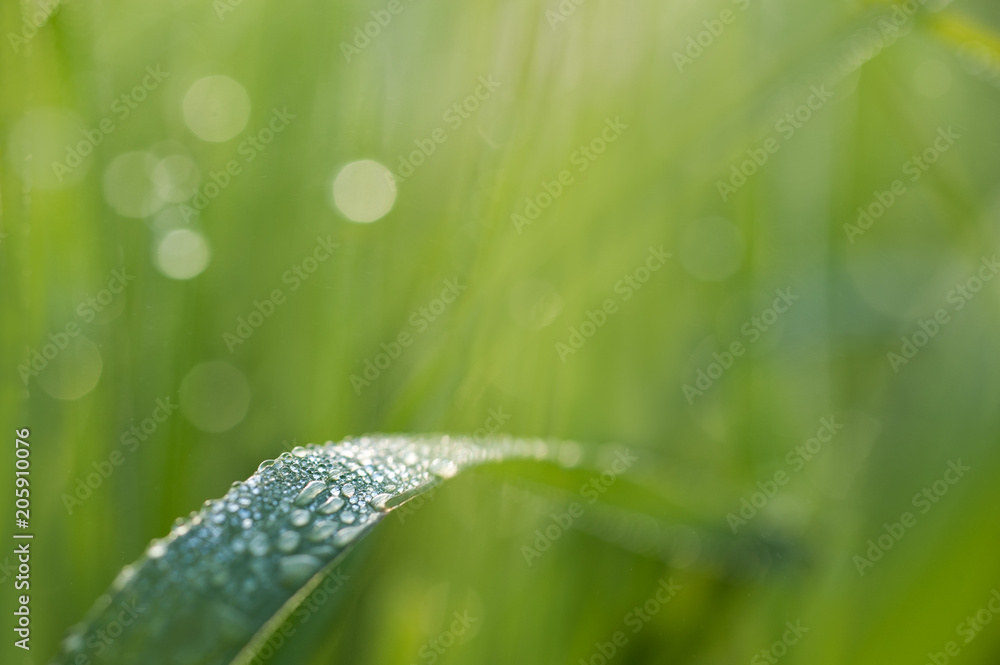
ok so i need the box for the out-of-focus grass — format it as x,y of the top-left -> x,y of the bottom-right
3,0 -> 1000,662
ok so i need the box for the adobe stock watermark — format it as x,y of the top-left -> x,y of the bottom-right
338,0 -> 415,62
843,126 -> 960,243
822,0 -> 956,85
7,0 -> 69,54
672,0 -> 753,73
750,620 -> 809,665
50,65 -> 169,182
521,448 -> 638,565
887,255 -> 1000,373
683,288 -> 799,404
18,268 -> 135,386
853,459 -> 970,576
59,600 -> 143,660
394,407 -> 511,525
717,85 -> 833,201
351,278 -> 466,394
246,570 -> 349,664
512,117 -> 628,234
555,246 -> 670,362
726,416 -> 843,533
925,588 -> 1000,665
390,75 -> 501,184
410,611 -> 477,665
61,396 -> 179,514
545,0 -> 590,30
223,236 -> 340,352
577,577 -> 682,665
178,107 -> 296,221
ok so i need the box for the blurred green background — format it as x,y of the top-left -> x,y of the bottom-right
3,0 -> 1000,662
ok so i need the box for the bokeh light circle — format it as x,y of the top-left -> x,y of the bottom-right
103,151 -> 165,218
153,154 -> 201,202
182,76 -> 251,143
36,336 -> 103,401
331,160 -> 397,223
179,361 -> 251,433
155,229 -> 211,280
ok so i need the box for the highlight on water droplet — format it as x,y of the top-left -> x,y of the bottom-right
275,530 -> 301,553
330,159 -> 397,223
307,520 -> 338,542
278,554 -> 322,587
369,493 -> 392,511
429,458 -> 458,479
290,509 -> 311,527
248,533 -> 270,557
294,480 -> 327,506
333,525 -> 366,548
318,496 -> 345,515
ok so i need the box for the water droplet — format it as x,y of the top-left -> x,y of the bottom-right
294,480 -> 327,506
340,511 -> 356,525
429,459 -> 458,479
369,493 -> 391,511
341,483 -> 356,498
257,460 -> 275,472
62,632 -> 85,653
278,554 -> 322,587
557,441 -> 583,468
333,525 -> 366,548
318,496 -> 345,515
276,530 -> 301,553
112,566 -> 136,591
248,533 -> 269,557
307,520 -> 338,542
290,509 -> 311,527
148,541 -> 167,559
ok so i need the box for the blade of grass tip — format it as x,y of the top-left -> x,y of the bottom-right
52,435 -> 576,665
502,474 -> 809,578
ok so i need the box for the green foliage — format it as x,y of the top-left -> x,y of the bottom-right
3,0 -> 1000,663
